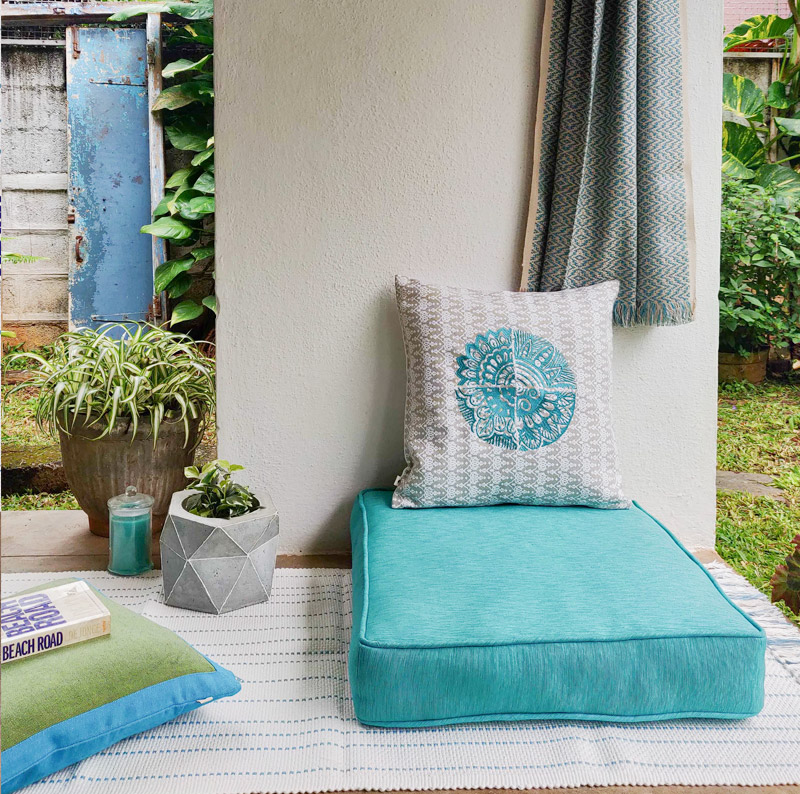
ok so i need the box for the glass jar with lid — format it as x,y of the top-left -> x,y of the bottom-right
107,486 -> 154,576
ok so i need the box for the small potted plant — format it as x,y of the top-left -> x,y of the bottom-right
719,180 -> 800,383
4,324 -> 215,535
718,275 -> 775,384
161,460 -> 279,614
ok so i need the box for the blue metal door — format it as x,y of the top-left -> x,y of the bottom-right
67,27 -> 154,329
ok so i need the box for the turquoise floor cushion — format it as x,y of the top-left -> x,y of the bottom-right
349,490 -> 766,727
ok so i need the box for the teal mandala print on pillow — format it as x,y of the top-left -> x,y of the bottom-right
392,276 -> 629,509
454,329 -> 576,451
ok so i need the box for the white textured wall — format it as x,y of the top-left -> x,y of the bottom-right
217,0 -> 721,553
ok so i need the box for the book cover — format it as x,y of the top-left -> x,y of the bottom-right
1,580 -> 111,664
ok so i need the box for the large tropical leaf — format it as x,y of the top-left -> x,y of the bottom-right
166,120 -> 212,152
171,299 -> 204,326
191,146 -> 215,167
153,79 -> 213,111
167,20 -> 213,47
165,167 -> 196,190
722,73 -> 765,120
766,80 -> 795,109
109,0 -> 212,22
722,121 -> 765,179
753,163 -> 800,205
162,54 -> 212,79
166,272 -> 193,298
169,0 -> 213,21
191,245 -> 214,262
724,15 -> 793,51
109,4 -> 171,21
174,190 -> 214,220
776,116 -> 800,136
141,216 -> 196,241
154,257 -> 194,293
194,172 -> 215,194
202,295 -> 218,314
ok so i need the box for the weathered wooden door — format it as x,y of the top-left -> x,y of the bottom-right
66,27 -> 154,329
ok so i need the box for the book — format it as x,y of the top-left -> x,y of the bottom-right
1,581 -> 111,664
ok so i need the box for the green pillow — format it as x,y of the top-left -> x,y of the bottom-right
1,578 -> 240,794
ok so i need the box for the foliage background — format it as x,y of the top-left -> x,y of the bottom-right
111,0 -> 216,331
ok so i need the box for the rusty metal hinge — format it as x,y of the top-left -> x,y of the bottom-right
145,297 -> 162,324
71,27 -> 80,59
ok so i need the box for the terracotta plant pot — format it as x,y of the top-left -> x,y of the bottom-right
718,349 -> 769,384
58,415 -> 201,537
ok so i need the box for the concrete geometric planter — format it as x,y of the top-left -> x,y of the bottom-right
160,489 -> 279,614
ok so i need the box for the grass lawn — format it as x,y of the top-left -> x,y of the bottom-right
716,378 -> 800,627
2,491 -> 79,510
1,384 -> 54,449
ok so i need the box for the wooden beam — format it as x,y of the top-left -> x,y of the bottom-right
146,12 -> 168,324
0,2 -> 158,22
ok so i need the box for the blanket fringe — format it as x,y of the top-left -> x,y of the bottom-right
614,299 -> 694,328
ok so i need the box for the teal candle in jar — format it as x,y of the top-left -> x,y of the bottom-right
107,486 -> 154,576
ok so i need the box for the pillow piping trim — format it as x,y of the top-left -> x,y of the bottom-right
359,706 -> 764,728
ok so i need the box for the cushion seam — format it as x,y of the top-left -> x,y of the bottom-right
357,491 -> 371,642
357,633 -> 766,650
360,706 -> 763,727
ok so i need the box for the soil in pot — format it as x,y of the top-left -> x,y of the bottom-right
718,349 -> 769,384
58,415 -> 201,536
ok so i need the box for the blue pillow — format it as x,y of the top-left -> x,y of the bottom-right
1,579 -> 240,794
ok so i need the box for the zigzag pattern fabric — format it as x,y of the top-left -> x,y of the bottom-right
520,0 -> 693,327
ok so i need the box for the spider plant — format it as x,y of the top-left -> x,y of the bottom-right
4,324 -> 215,446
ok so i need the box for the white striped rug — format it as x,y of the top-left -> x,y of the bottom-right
4,561 -> 800,793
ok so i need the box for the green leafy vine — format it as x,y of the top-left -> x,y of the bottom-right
110,0 -> 215,328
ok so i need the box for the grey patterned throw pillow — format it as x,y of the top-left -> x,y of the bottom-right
393,277 -> 629,509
